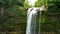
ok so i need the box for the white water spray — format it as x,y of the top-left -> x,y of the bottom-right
26,7 -> 44,34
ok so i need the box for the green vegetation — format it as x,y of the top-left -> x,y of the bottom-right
0,0 -> 60,34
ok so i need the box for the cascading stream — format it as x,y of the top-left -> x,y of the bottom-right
26,8 -> 37,34
26,8 -> 44,34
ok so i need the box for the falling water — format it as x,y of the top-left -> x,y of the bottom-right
26,7 -> 44,34
26,8 -> 37,34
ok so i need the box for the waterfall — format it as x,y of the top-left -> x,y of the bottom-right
26,8 -> 38,34
26,7 -> 44,34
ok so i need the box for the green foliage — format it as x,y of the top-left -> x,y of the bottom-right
0,0 -> 26,32
0,0 -> 25,6
24,2 -> 31,9
47,0 -> 60,15
0,0 -> 60,32
39,0 -> 60,32
35,0 -> 48,7
23,0 -> 33,9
